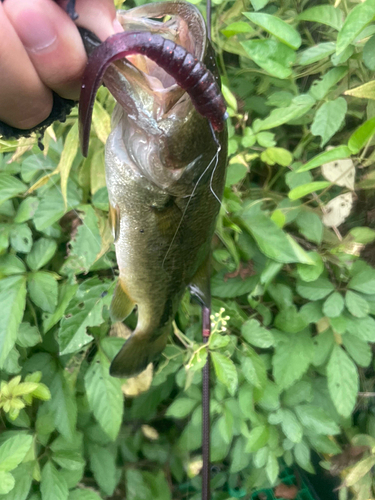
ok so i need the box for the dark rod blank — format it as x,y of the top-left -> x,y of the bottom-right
202,305 -> 211,500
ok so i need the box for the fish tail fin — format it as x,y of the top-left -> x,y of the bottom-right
110,327 -> 170,378
110,279 -> 135,323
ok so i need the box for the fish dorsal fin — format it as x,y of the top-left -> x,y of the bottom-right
109,203 -> 120,243
189,257 -> 211,308
110,280 -> 135,323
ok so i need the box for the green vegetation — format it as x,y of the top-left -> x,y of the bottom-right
1,0 -> 375,498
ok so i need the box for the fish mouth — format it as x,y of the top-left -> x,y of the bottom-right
106,2 -> 207,122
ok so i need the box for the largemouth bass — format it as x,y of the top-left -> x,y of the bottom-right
80,2 -> 228,377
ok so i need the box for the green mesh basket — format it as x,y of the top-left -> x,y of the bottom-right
250,468 -> 317,500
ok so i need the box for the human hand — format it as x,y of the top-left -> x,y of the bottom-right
0,0 -> 122,130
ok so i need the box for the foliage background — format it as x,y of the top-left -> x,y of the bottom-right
1,0 -> 375,498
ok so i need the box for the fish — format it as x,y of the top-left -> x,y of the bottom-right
79,1 -> 228,377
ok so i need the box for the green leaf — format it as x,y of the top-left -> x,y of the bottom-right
59,123 -> 79,208
272,330 -> 313,389
126,469 -> 152,500
283,380 -> 313,407
27,272 -> 58,313
0,471 -> 15,495
348,116 -> 375,154
295,212 -> 323,245
297,146 -> 351,172
336,0 -> 375,55
296,42 -> 336,65
281,409 -> 303,443
250,0 -> 269,10
274,306 -> 308,333
311,98 -> 347,146
0,275 -> 26,367
309,67 -> 348,101
346,315 -> 375,342
327,345 -> 359,417
257,94 -> 315,131
288,181 -> 331,200
230,437 -> 251,473
225,163 -> 248,187
342,334 -> 372,367
345,455 -> 375,487
245,425 -> 270,452
0,174 -> 27,204
241,319 -> 274,348
243,13 -> 301,49
348,268 -> 375,294
294,440 -> 314,473
88,444 -> 117,496
312,330 -> 334,367
297,252 -> 324,282
41,461 -> 68,500
261,147 -> 293,166
14,197 -> 39,223
221,21 -> 254,38
26,238 -> 57,271
211,271 -> 257,298
242,348 -> 267,389
0,434 -> 33,472
10,223 -> 32,253
69,490 -> 102,500
295,404 -> 340,434
349,227 -> 375,244
43,282 -> 78,334
211,351 -> 238,396
0,254 -> 26,276
166,398 -> 197,418
297,5 -> 343,30
345,80 -> 375,100
52,450 -> 85,471
266,452 -> 279,484
323,292 -> 344,318
85,352 -> 124,440
46,369 -> 77,441
297,277 -> 335,300
363,34 -> 375,70
241,39 -> 295,79
345,291 -> 369,318
0,462 -> 33,500
58,278 -> 110,355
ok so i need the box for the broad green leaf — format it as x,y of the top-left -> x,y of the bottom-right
52,450 -> 85,471
0,174 -> 27,204
0,434 -> 33,472
345,455 -> 375,487
14,197 -> 39,223
17,322 -> 41,350
46,369 -> 77,441
230,437 -> 251,473
88,444 -> 117,496
348,116 -> 375,154
43,282 -> 78,334
266,452 -> 279,484
59,122 -> 79,208
242,348 -> 267,389
241,39 -> 295,79
274,306 -> 308,333
298,146 -> 351,173
311,98 -> 347,146
261,147 -> 293,166
41,462 -> 68,500
283,380 -> 313,407
294,440 -> 314,473
345,80 -> 375,100
58,278 -> 110,355
295,212 -> 323,245
297,277 -> 335,300
211,351 -> 238,396
336,0 -> 375,55
348,268 -> 375,294
327,345 -> 359,417
0,462 -> 33,500
289,181 -> 331,200
241,319 -> 274,348
297,5 -> 343,30
323,292 -> 344,318
69,490 -> 102,500
295,404 -> 340,435
309,67 -> 348,101
85,352 -> 123,440
281,409 -> 303,443
250,0 -> 269,10
297,252 -> 324,282
245,425 -> 270,452
243,13 -> 301,49
363,34 -> 375,70
211,270 -> 257,298
345,291 -> 369,318
257,94 -> 315,131
349,227 -> 375,244
272,330 -> 313,389
27,272 -> 58,313
126,469 -> 152,500
296,42 -> 336,65
346,315 -> 375,342
312,330 -> 334,367
225,163 -> 248,187
342,334 -> 372,368
0,254 -> 26,276
166,398 -> 197,418
221,22 -> 254,38
10,223 -> 32,253
0,471 -> 15,495
26,238 -> 57,271
0,275 -> 26,367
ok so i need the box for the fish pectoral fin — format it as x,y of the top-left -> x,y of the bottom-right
110,326 -> 170,378
189,257 -> 211,308
109,203 -> 120,243
110,280 -> 135,323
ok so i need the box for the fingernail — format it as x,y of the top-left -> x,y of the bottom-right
113,19 -> 123,33
15,10 -> 57,53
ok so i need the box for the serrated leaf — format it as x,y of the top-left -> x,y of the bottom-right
0,275 -> 27,367
26,238 -> 57,271
311,98 -> 347,146
281,409 -> 303,443
272,330 -> 313,389
342,334 -> 371,367
242,349 -> 267,389
297,5 -> 343,30
166,398 -> 197,418
295,404 -> 340,434
348,269 -> 375,294
46,369 -> 77,441
336,0 -> 375,55
289,181 -> 331,200
88,443 -> 117,496
0,462 -> 33,500
323,292 -> 344,318
327,345 -> 359,417
211,351 -> 238,396
297,146 -> 351,172
346,315 -> 375,342
211,271 -> 257,298
275,306 -> 308,333
0,434 -> 33,472
28,272 -> 58,313
297,277 -> 335,300
241,39 -> 295,79
0,471 -> 15,495
41,461 -> 68,500
85,352 -> 123,440
345,291 -> 369,318
241,319 -> 274,348
10,223 -> 32,253
244,13 -> 301,49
